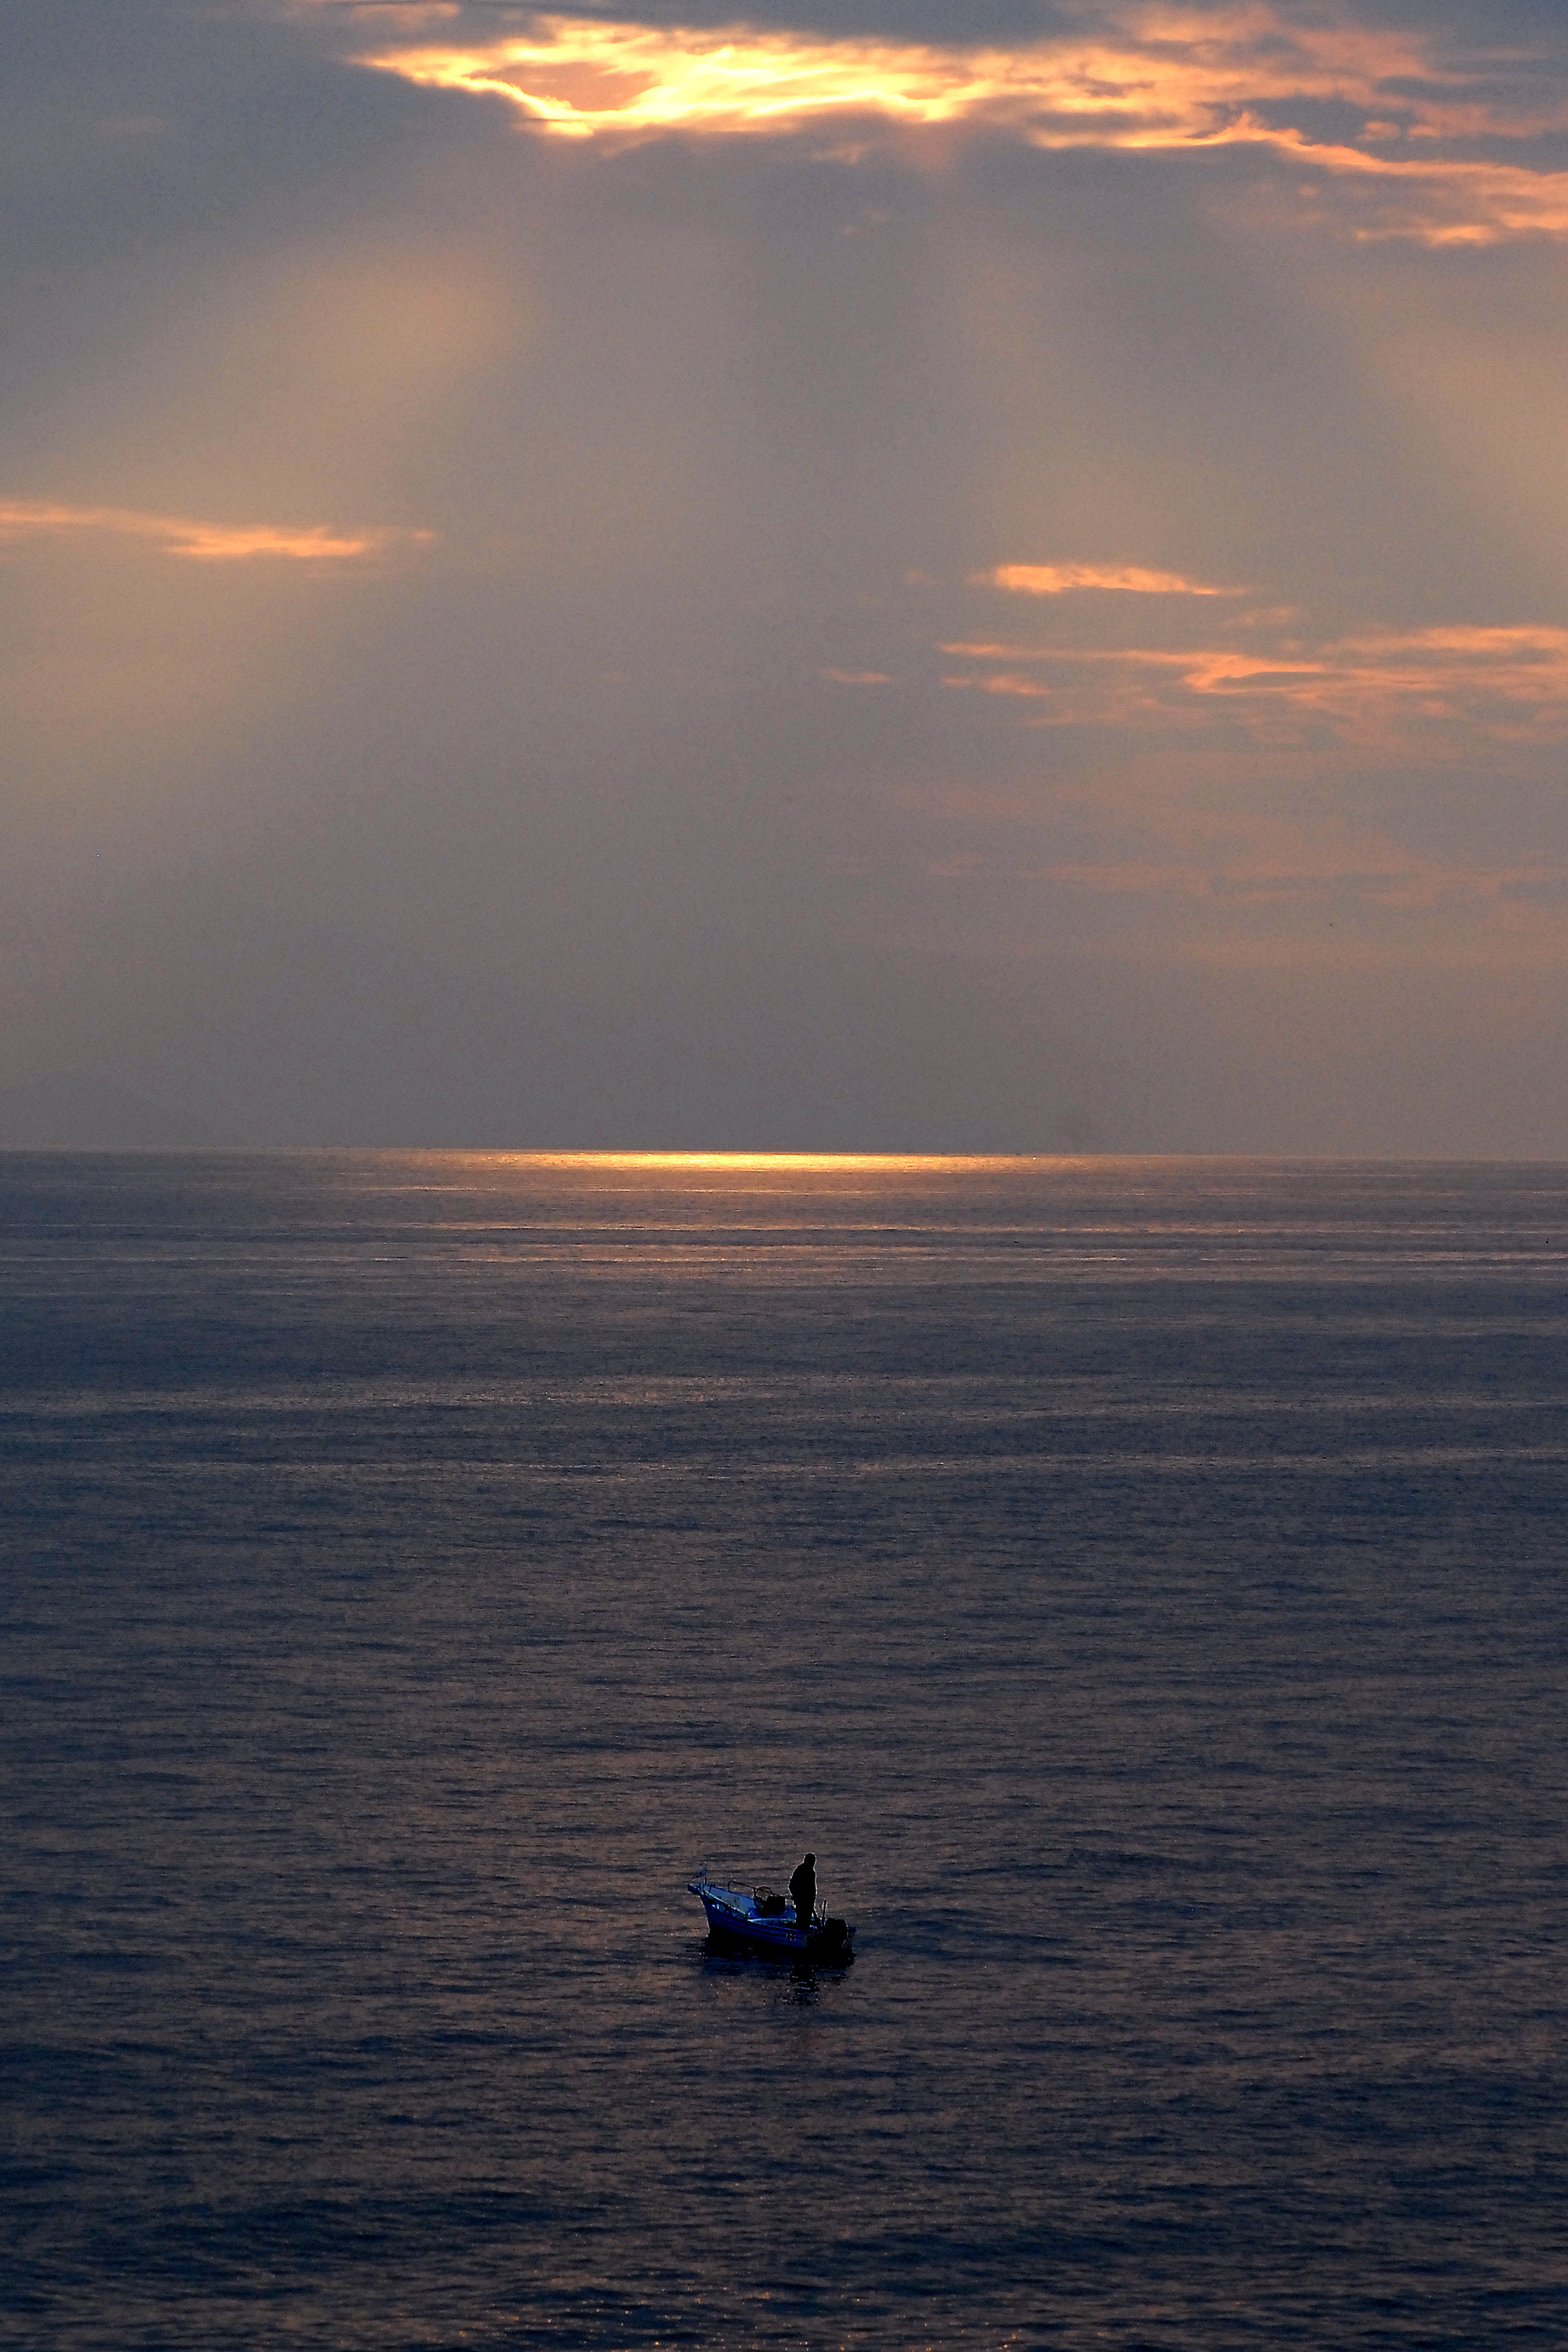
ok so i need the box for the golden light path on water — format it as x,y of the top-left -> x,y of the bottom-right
447,1155 -> 1153,1192
517,1152 -> 1046,1173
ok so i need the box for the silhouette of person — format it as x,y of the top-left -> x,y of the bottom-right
789,1851 -> 817,1936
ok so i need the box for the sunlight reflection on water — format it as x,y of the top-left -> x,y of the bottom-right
2,1154 -> 1565,2346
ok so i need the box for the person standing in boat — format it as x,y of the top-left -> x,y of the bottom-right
788,1851 -> 816,1935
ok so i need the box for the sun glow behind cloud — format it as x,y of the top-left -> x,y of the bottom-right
341,4 -> 1568,242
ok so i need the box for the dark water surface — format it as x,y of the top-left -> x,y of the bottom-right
2,1153 -> 1565,2348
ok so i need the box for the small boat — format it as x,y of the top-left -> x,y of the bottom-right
688,1866 -> 855,1963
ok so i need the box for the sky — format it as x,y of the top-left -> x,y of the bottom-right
6,0 -> 1568,1149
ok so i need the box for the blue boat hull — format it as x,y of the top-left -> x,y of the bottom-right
690,1881 -> 854,1963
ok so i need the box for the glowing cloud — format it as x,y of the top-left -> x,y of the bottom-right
0,499 -> 432,562
984,562 -> 1240,597
353,16 -> 1035,139
939,623 -> 1568,753
340,6 -> 1568,244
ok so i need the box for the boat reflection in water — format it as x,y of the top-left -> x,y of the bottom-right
688,1866 -> 855,1964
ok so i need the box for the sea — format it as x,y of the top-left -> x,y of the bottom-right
2,1152 -> 1564,2349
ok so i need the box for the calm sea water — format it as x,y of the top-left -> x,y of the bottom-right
2,1152 -> 1565,2349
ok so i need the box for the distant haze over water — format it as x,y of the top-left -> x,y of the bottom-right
0,1073 -> 234,1150
3,1153 -> 1565,2346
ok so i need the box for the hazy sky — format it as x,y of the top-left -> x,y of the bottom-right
7,0 -> 1568,1148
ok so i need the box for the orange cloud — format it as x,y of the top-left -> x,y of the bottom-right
340,6 -> 1568,244
0,499 -> 431,562
983,562 -> 1241,597
939,623 -> 1568,752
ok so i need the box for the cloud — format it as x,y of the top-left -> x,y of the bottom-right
982,562 -> 1241,596
1022,845 -> 1568,917
0,498 -> 433,562
0,499 -> 431,562
332,5 -> 1568,243
939,622 -> 1568,752
909,773 -> 1568,950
